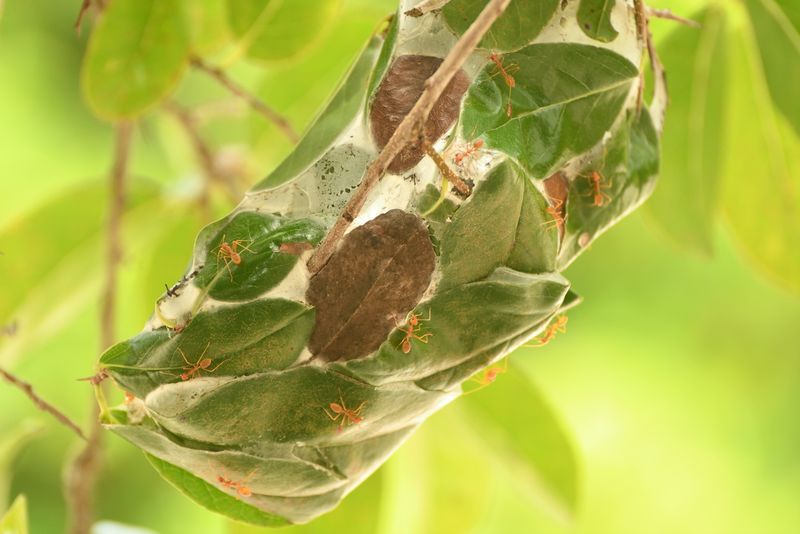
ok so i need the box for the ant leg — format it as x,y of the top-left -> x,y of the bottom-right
177,348 -> 193,367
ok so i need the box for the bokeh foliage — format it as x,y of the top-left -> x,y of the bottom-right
0,0 -> 798,533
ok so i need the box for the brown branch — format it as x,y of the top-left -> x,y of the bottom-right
165,101 -> 240,208
307,0 -> 511,274
646,7 -> 701,28
74,0 -> 91,32
66,122 -> 132,534
0,367 -> 87,441
405,0 -> 451,17
190,56 -> 299,144
422,140 -> 471,196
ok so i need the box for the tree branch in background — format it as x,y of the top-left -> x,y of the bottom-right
165,102 -> 241,216
307,0 -> 512,274
74,0 -> 91,32
646,7 -> 701,28
0,367 -> 87,441
190,56 -> 300,144
65,122 -> 132,534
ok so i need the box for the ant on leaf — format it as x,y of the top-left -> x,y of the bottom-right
397,309 -> 432,354
542,197 -> 566,233
175,342 -> 225,381
489,52 -> 518,118
583,170 -> 612,207
527,316 -> 568,347
215,234 -> 255,280
211,462 -> 255,497
324,394 -> 366,432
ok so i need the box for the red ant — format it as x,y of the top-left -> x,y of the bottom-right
454,139 -> 484,166
78,370 -> 108,385
489,53 -> 518,118
474,359 -> 508,388
530,316 -> 568,346
583,171 -> 612,207
215,235 -> 254,280
324,395 -> 366,432
542,198 -> 566,232
175,343 -> 225,381
397,310 -> 432,354
215,469 -> 255,497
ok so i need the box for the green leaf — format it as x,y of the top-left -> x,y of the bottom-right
773,0 -> 800,32
457,365 -> 579,521
0,495 -> 27,534
146,455 -> 288,528
0,181 -> 165,368
438,160 -> 557,291
226,0 -> 342,62
228,467 -> 383,534
643,7 -> 728,255
102,299 -> 315,398
342,268 -> 570,387
252,33 -> 384,190
721,17 -> 800,292
462,43 -> 639,179
559,110 -> 660,268
193,212 -> 325,302
182,0 -> 230,55
376,411 -> 493,534
744,0 -> 800,134
0,421 -> 42,508
577,0 -> 619,42
81,0 -> 190,120
443,0 -> 560,52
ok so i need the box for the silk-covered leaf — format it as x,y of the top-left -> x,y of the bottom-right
644,7 -> 728,255
226,0 -> 342,62
559,109 -> 660,268
307,210 -> 435,361
341,268 -> 570,387
101,299 -> 315,398
81,0 -> 190,119
443,0 -> 559,52
462,43 -> 639,179
439,161 -> 558,292
577,0 -> 619,42
146,455 -> 288,528
252,34 -> 385,190
194,212 -> 325,302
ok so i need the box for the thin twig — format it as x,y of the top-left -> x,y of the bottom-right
405,0 -> 451,17
0,367 -> 87,441
165,101 -> 241,207
422,140 -> 471,196
307,0 -> 512,274
66,122 -> 132,534
74,0 -> 91,32
190,56 -> 299,143
646,7 -> 701,28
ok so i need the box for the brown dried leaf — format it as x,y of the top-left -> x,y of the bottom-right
307,210 -> 436,362
370,55 -> 471,174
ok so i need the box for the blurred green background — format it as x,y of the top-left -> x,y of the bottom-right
1,0 -> 798,533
